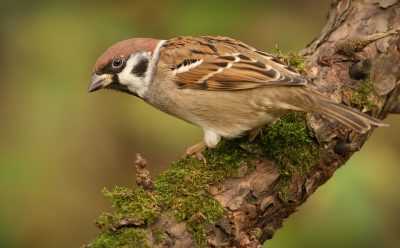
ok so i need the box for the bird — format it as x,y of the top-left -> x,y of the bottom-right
89,36 -> 386,158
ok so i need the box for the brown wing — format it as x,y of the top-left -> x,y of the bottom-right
160,36 -> 307,91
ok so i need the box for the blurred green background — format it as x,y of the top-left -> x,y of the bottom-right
0,0 -> 399,247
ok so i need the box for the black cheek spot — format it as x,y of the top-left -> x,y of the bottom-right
131,58 -> 149,77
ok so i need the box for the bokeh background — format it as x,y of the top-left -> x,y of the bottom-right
1,0 -> 399,247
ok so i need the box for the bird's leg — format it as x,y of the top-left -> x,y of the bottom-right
185,141 -> 207,163
248,127 -> 263,142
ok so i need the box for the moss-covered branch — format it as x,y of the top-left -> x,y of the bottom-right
86,113 -> 319,248
84,1 -> 400,247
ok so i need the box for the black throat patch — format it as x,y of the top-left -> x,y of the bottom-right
106,76 -> 138,97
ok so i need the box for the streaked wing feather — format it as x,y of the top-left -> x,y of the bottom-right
174,55 -> 306,91
162,36 -> 307,91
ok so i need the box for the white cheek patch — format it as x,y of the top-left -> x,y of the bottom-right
118,56 -> 138,85
118,54 -> 150,97
117,40 -> 166,98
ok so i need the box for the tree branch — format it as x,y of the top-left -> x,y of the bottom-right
85,1 -> 400,247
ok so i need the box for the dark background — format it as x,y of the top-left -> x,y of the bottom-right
0,1 -> 399,247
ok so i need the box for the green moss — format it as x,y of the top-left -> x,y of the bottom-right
273,46 -> 306,72
154,158 -> 226,247
261,113 -> 319,175
89,138 -> 255,247
259,113 -> 319,202
154,141 -> 253,247
250,228 -> 263,239
152,228 -> 167,245
96,187 -> 160,230
88,113 -> 321,246
87,228 -> 149,248
185,197 -> 225,247
275,178 -> 294,203
351,79 -> 378,111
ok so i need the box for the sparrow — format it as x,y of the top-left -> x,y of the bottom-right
89,36 -> 386,157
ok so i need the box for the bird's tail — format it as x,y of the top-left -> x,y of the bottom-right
280,88 -> 388,133
314,98 -> 386,133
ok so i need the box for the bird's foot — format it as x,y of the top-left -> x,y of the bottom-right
184,142 -> 207,163
248,127 -> 263,142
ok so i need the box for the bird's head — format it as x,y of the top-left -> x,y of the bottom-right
89,38 -> 164,97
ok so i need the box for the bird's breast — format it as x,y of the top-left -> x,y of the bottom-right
146,81 -> 284,138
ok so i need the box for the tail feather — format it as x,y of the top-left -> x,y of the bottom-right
317,100 -> 386,133
280,88 -> 388,133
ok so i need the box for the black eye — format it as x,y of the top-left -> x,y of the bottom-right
112,57 -> 124,69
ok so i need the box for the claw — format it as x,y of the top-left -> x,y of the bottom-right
184,142 -> 207,164
248,127 -> 263,142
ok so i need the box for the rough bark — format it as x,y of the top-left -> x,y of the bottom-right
86,1 -> 400,247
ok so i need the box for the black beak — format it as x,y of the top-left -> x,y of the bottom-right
89,74 -> 111,93
88,73 -> 138,97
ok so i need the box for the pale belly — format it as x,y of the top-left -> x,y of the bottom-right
182,98 -> 278,138
145,83 -> 285,139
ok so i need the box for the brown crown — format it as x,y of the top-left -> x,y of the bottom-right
93,38 -> 160,73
